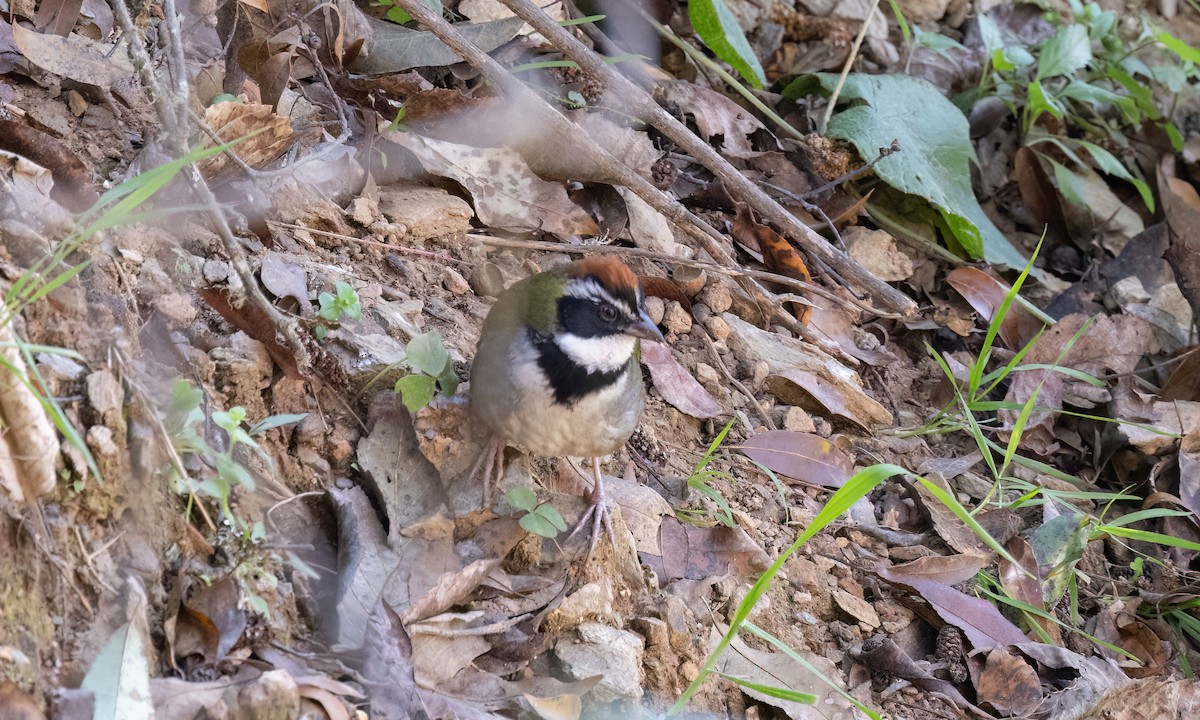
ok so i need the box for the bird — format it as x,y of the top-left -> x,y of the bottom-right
468,256 -> 664,554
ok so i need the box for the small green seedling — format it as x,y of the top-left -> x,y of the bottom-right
678,419 -> 737,528
394,330 -> 459,412
507,486 -> 567,538
317,281 -> 362,323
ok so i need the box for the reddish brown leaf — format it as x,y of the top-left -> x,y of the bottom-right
877,563 -> 1030,651
640,275 -> 691,311
1014,146 -> 1068,244
640,341 -> 721,419
732,203 -> 812,324
736,430 -> 853,488
888,554 -> 987,586
0,120 -> 98,212
945,267 -> 1039,349
998,536 -> 1059,644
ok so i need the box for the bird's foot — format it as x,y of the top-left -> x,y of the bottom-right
565,457 -> 615,557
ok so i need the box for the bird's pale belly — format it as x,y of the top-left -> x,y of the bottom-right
488,368 -> 644,458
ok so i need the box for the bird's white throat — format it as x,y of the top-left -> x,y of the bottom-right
555,333 -> 636,373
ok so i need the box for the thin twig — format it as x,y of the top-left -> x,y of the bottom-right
466,234 -> 904,319
820,0 -> 881,134
271,222 -> 470,264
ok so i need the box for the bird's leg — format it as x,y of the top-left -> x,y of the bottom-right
467,434 -> 507,507
566,456 -> 615,556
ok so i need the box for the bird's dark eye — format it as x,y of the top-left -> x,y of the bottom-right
599,305 -> 619,323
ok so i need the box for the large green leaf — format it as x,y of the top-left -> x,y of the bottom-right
1036,24 -> 1091,80
689,0 -> 766,88
817,73 -> 1028,270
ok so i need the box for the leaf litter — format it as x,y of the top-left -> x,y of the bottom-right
2,0 -> 1200,718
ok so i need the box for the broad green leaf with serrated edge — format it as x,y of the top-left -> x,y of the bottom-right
689,0 -> 765,88
1036,24 -> 1091,80
817,73 -> 1029,270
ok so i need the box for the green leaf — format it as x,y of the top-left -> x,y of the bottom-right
437,364 -> 460,397
1027,80 -> 1065,123
716,673 -> 817,704
1157,30 -> 1200,63
915,29 -> 965,56
818,73 -> 1029,270
395,374 -> 436,411
885,0 -> 911,46
520,508 -> 564,537
1036,24 -> 1091,80
1079,140 -> 1154,211
688,0 -> 766,89
405,331 -> 450,376
506,486 -> 538,512
250,413 -> 308,435
535,504 -> 568,532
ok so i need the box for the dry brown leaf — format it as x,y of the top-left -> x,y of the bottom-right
640,341 -> 721,419
649,517 -> 770,582
1159,156 -> 1200,325
764,367 -> 892,429
736,430 -> 853,488
658,81 -> 767,157
12,22 -> 132,89
877,563 -> 1029,651
1002,313 -> 1159,456
998,536 -> 1059,644
976,648 -> 1043,717
196,102 -> 294,176
0,323 -> 60,504
391,134 -> 598,237
887,554 -> 988,586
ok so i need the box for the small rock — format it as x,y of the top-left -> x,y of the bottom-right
555,623 -> 645,702
694,362 -> 720,387
643,296 -> 665,326
238,669 -> 300,720
697,282 -> 733,314
203,259 -> 231,283
547,580 -> 616,631
751,360 -> 770,389
783,406 -> 815,433
154,292 -> 198,329
704,315 -> 730,340
691,302 -> 712,324
442,267 -> 471,295
662,301 -> 692,335
86,371 -> 123,422
469,262 -> 505,297
843,226 -> 913,282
